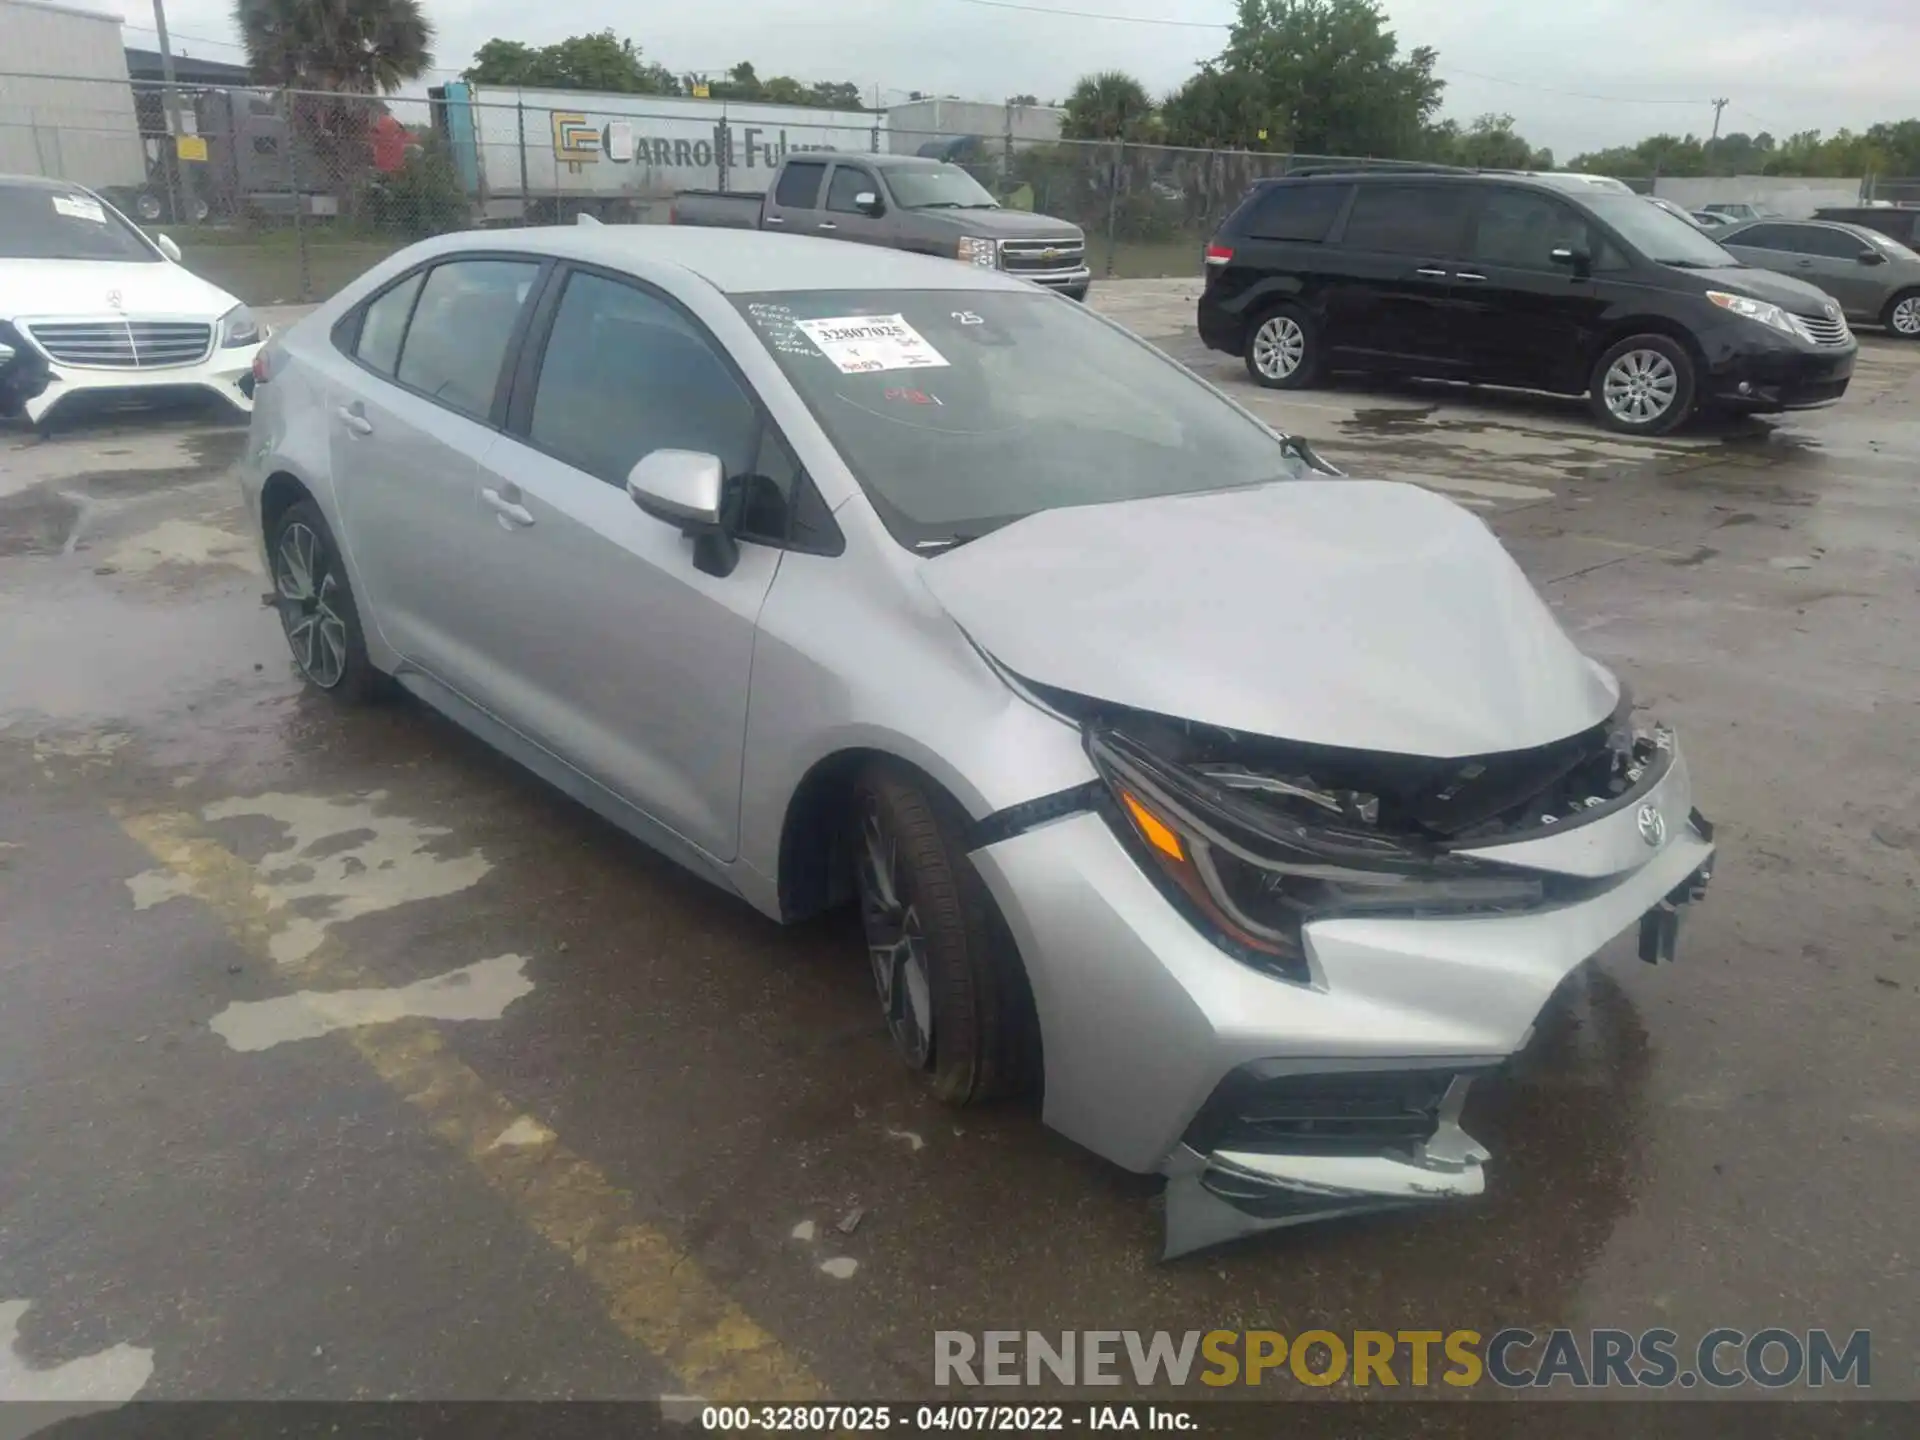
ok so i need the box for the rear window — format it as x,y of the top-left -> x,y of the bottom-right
1237,182 -> 1349,242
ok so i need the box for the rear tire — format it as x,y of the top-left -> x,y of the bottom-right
1882,290 -> 1920,340
849,762 -> 1038,1105
267,499 -> 385,704
1243,302 -> 1324,390
1589,334 -> 1696,436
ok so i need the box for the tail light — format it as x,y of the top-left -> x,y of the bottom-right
1205,244 -> 1234,267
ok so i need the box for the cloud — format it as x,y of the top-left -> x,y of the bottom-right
149,0 -> 1918,160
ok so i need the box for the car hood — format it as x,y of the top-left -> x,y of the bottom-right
1686,263 -> 1841,315
908,207 -> 1083,242
918,480 -> 1618,758
0,258 -> 238,320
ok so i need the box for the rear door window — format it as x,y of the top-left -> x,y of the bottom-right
1240,183 -> 1349,241
1339,184 -> 1474,256
394,259 -> 540,420
773,161 -> 828,210
1730,224 -> 1793,250
354,271 -> 424,376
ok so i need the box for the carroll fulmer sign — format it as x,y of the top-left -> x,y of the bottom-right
466,87 -> 886,198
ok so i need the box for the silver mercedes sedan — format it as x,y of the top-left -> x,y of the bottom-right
241,226 -> 1715,1258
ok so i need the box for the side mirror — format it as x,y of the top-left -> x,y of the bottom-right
1859,248 -> 1885,265
626,449 -> 738,577
627,449 -> 724,530
855,190 -> 884,217
155,233 -> 183,262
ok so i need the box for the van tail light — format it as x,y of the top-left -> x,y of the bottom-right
1204,244 -> 1234,267
251,349 -> 272,384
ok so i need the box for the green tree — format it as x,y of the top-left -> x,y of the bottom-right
1062,70 -> 1156,141
464,30 -> 678,93
1426,113 -> 1551,170
1219,0 -> 1443,157
1160,65 -> 1270,149
235,0 -> 434,92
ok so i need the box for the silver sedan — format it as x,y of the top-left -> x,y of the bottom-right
241,227 -> 1715,1257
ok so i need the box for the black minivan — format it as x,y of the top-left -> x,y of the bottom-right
1197,171 -> 1858,435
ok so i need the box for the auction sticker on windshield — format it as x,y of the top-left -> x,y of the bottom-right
796,314 -> 949,375
52,195 -> 107,223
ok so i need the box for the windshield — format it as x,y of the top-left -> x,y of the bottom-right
1864,229 -> 1920,262
1587,193 -> 1736,267
0,184 -> 158,262
734,289 -> 1307,548
884,164 -> 999,210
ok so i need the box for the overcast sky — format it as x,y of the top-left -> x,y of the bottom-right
130,0 -> 1918,160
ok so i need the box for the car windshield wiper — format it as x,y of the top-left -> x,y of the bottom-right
913,201 -> 965,210
913,533 -> 979,553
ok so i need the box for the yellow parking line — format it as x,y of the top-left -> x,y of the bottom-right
116,806 -> 821,1402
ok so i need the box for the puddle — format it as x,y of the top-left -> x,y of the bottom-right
199,790 -> 493,965
208,953 -> 533,1051
0,1299 -> 153,1403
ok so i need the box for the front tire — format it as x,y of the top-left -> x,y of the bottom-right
1243,302 -> 1323,389
268,499 -> 384,703
1589,334 -> 1696,436
1882,290 -> 1920,340
850,762 -> 1038,1105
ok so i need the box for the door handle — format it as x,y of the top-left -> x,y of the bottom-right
481,487 -> 534,528
335,405 -> 373,436
817,221 -> 838,231
764,215 -> 784,225
1414,266 -> 1448,278
1454,271 -> 1488,282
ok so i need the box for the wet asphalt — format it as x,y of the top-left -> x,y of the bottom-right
0,283 -> 1915,1423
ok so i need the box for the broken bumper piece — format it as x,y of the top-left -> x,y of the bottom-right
1161,1066 -> 1493,1259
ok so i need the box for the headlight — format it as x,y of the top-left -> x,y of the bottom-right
218,305 -> 261,348
1707,290 -> 1812,342
956,235 -> 999,269
1090,730 -> 1547,982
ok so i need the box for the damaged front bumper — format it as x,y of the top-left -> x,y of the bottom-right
968,740 -> 1714,1259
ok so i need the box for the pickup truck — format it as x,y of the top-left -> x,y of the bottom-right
672,150 -> 1092,300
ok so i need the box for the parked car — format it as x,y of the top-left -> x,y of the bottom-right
1812,204 -> 1920,250
0,174 -> 264,426
1690,210 -> 1738,230
1701,202 -> 1780,222
1198,170 -> 1857,435
1716,218 -> 1920,338
242,225 -> 1715,1258
671,151 -> 1091,300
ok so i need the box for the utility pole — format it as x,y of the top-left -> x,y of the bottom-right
1709,97 -> 1729,144
149,0 -> 197,222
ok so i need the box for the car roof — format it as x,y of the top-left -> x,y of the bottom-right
1256,168 -> 1631,198
779,151 -> 952,170
0,172 -> 96,191
408,224 -> 1028,296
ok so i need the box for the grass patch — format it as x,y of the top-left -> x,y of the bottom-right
172,233 -> 410,305
1087,236 -> 1205,281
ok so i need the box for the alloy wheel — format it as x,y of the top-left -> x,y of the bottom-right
1602,349 -> 1679,426
856,805 -> 934,1070
1891,296 -> 1920,336
1251,315 -> 1306,381
273,522 -> 349,689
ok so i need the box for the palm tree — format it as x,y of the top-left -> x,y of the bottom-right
1062,71 -> 1155,142
234,0 -> 435,94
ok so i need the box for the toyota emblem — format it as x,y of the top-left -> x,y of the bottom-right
1636,804 -> 1666,848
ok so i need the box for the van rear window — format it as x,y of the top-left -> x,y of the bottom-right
1238,183 -> 1349,242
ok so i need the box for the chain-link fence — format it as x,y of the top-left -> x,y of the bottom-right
0,71 -> 1685,307
1862,176 -> 1920,207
